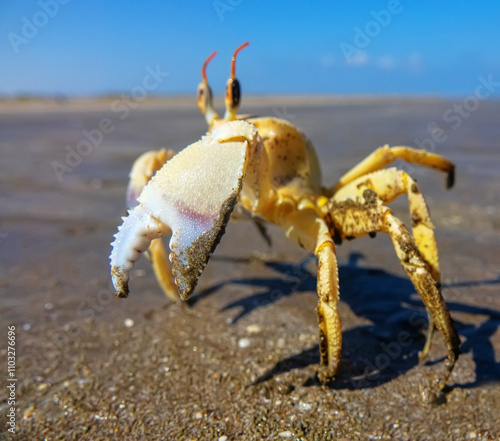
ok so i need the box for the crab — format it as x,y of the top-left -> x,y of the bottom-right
110,42 -> 460,388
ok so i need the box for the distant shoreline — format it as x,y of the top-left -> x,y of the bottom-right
0,94 -> 482,113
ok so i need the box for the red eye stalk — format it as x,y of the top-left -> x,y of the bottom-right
231,41 -> 249,78
202,50 -> 218,83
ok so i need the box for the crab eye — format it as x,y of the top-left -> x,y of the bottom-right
197,83 -> 206,100
197,84 -> 206,113
197,82 -> 212,114
225,77 -> 241,109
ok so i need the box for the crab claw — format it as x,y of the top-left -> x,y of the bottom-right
110,120 -> 258,300
124,148 -> 181,301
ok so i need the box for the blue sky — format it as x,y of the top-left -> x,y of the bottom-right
1,1 -> 499,97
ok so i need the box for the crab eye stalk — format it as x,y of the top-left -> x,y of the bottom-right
197,50 -> 219,127
224,41 -> 249,121
202,50 -> 217,84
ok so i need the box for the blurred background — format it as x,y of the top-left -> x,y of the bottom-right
1,0 -> 500,98
1,2 -> 500,438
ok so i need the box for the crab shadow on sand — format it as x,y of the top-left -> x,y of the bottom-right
193,252 -> 500,390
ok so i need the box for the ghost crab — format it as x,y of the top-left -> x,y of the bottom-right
110,42 -> 460,389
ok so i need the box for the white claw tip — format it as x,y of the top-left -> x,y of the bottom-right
112,265 -> 130,298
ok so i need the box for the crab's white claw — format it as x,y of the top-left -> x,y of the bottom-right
110,207 -> 170,298
110,120 -> 258,300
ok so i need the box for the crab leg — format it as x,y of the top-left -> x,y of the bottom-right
329,145 -> 455,195
145,238 -> 179,301
110,120 -> 258,300
328,192 -> 460,388
316,239 -> 342,382
383,211 -> 460,387
277,198 -> 342,382
334,167 -> 440,280
333,167 -> 443,360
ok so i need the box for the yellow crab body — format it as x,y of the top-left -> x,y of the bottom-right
238,116 -> 322,217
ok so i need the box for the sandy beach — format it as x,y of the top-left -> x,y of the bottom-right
0,97 -> 499,440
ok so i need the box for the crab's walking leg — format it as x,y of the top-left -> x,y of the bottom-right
146,238 -> 179,301
316,240 -> 342,382
382,211 -> 460,387
329,193 -> 460,387
127,149 -> 180,301
335,168 -> 440,278
334,168 -> 441,359
278,201 -> 341,382
329,145 -> 455,195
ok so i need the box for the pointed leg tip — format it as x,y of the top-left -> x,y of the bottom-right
420,383 -> 448,405
418,351 -> 428,364
316,365 -> 338,385
446,167 -> 455,189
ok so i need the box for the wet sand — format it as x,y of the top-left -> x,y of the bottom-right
0,98 -> 499,440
